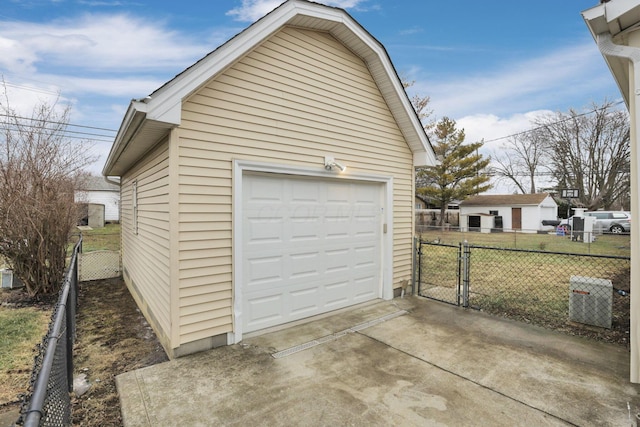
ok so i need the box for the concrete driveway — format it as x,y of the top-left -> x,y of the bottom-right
116,297 -> 640,426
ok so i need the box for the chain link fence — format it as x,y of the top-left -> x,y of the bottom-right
16,237 -> 81,426
417,226 -> 628,255
415,238 -> 631,345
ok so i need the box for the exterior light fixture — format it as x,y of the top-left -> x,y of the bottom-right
324,156 -> 346,172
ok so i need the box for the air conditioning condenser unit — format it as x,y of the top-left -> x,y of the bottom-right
569,275 -> 612,329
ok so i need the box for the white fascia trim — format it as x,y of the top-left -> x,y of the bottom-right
231,159 -> 394,344
102,101 -> 148,176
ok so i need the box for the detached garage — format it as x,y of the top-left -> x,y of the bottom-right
103,0 -> 435,358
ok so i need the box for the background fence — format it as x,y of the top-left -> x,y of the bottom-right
415,237 -> 631,345
417,226 -> 630,256
78,230 -> 120,281
17,237 -> 82,427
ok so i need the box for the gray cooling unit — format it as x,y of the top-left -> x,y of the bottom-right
569,275 -> 612,329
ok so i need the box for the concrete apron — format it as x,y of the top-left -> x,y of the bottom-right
116,297 -> 640,426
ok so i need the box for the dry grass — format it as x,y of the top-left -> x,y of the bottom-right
0,296 -> 51,405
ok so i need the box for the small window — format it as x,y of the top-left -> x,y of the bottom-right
612,213 -> 628,219
489,210 -> 498,216
132,180 -> 138,235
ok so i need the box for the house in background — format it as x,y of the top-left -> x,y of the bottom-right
74,175 -> 120,224
459,193 -> 558,233
583,0 -> 640,383
103,0 -> 435,358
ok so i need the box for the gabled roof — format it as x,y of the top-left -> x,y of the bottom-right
103,0 -> 435,176
77,176 -> 120,192
460,193 -> 552,207
582,0 -> 640,107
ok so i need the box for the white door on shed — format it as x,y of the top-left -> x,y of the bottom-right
242,172 -> 383,333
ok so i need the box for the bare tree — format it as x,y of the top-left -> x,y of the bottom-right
492,128 -> 550,194
402,78 -> 434,136
0,82 -> 95,296
535,101 -> 630,210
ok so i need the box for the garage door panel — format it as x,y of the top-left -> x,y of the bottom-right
324,280 -> 351,306
242,173 -> 382,333
290,287 -> 321,316
290,219 -> 322,241
354,277 -> 377,300
245,255 -> 284,289
246,218 -> 284,245
246,293 -> 284,329
289,251 -> 322,280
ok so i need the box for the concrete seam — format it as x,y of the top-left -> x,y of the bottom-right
359,333 -> 581,427
135,370 -> 154,427
271,310 -> 408,358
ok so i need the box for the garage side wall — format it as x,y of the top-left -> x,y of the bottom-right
120,140 -> 173,352
175,26 -> 414,348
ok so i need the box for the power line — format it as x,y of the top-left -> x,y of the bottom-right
482,100 -> 626,144
2,82 -> 60,96
0,114 -> 118,133
0,121 -> 114,140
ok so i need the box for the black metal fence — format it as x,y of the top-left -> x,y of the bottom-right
415,238 -> 631,345
16,237 -> 82,427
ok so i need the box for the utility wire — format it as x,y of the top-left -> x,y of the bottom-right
2,82 -> 60,96
0,121 -> 114,141
0,113 -> 117,133
481,100 -> 626,144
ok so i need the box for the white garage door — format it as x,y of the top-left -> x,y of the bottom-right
242,172 -> 383,333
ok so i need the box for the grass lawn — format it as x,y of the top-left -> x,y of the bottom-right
77,223 -> 121,252
0,297 -> 51,405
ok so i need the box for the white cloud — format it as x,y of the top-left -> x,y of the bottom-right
457,111 -> 551,154
226,0 -> 367,22
412,42 -> 611,120
226,0 -> 285,21
0,14 -> 209,73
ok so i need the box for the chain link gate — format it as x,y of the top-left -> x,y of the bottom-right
415,238 -> 464,305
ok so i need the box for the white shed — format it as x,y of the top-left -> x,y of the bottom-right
75,176 -> 120,222
459,193 -> 558,233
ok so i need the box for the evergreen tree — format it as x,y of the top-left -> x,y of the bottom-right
418,117 -> 491,226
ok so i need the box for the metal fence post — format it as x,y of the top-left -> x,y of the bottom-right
457,242 -> 462,306
412,237 -> 417,296
416,238 -> 423,296
462,241 -> 470,307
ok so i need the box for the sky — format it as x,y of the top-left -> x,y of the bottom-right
0,0 -> 622,190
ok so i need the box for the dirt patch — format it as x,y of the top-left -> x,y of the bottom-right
72,277 -> 168,426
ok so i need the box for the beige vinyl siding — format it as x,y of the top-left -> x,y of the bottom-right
176,26 -> 414,345
121,140 -> 172,345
